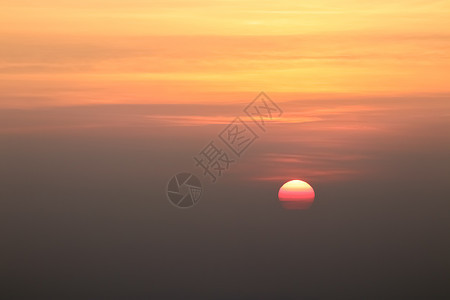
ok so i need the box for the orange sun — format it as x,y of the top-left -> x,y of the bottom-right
278,180 -> 315,210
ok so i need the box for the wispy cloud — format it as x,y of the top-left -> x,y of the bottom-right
1,0 -> 449,107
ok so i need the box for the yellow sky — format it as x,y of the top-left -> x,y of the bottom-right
1,0 -> 449,107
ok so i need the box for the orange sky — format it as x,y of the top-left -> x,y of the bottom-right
1,0 -> 449,108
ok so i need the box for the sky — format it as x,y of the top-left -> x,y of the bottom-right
1,1 -> 450,299
1,0 -> 450,107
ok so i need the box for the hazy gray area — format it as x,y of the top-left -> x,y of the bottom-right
1,97 -> 449,299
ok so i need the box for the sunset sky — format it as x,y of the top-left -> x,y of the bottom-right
1,0 -> 449,107
1,1 -> 450,299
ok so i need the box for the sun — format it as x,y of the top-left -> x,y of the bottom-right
278,180 -> 315,210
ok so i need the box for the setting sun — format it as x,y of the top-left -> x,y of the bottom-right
278,179 -> 315,210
